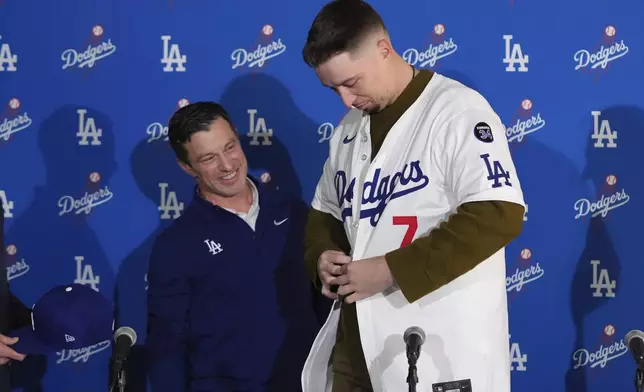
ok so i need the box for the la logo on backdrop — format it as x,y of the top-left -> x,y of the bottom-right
161,35 -> 187,72
59,255 -> 109,364
1,97 -> 32,243
145,98 -> 188,220
227,24 -> 280,173
0,33 -> 18,72
589,110 -> 618,149
505,247 -> 545,373
503,34 -> 529,73
505,250 -> 543,374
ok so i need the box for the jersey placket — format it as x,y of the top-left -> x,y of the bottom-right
348,116 -> 374,257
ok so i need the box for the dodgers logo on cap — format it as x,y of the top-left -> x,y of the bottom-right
10,283 -> 114,354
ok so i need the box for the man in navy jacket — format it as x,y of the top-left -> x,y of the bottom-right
0,210 -> 31,392
146,102 -> 326,391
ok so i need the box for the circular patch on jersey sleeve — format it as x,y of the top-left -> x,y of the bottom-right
473,122 -> 494,143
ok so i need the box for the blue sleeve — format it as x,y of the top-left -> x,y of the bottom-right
146,233 -> 191,392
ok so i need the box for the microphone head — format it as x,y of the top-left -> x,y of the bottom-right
114,326 -> 137,345
625,329 -> 644,345
404,326 -> 426,345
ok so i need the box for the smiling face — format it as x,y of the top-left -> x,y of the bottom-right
178,117 -> 248,199
314,40 -> 392,114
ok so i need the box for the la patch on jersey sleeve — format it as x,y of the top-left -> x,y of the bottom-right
438,108 -> 525,207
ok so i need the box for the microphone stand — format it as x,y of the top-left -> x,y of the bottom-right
108,357 -> 127,392
406,346 -> 419,392
636,368 -> 643,392
116,367 -> 126,392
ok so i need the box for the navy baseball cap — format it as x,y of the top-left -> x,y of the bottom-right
11,283 -> 114,354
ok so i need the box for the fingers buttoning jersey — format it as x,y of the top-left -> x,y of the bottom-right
437,107 -> 525,207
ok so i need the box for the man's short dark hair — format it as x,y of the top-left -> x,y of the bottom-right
302,0 -> 386,68
167,101 -> 235,164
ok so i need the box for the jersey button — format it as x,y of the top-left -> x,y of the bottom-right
352,222 -> 358,228
361,135 -> 367,142
361,154 -> 367,161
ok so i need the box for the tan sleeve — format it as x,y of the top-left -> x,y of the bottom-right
303,208 -> 351,289
385,201 -> 524,303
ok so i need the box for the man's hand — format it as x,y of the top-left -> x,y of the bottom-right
329,255 -> 394,304
318,250 -> 352,300
0,334 -> 25,365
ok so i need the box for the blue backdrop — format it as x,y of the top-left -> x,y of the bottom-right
1,0 -> 643,391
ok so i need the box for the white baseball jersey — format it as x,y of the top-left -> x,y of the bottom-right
302,73 -> 525,392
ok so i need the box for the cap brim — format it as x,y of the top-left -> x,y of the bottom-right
10,326 -> 114,355
10,326 -> 58,355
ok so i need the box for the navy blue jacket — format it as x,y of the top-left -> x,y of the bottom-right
146,178 -> 324,392
1,209 -> 32,392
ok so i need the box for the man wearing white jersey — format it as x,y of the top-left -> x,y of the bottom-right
300,1 -> 526,391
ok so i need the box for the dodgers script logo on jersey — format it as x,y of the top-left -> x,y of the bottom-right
335,160 -> 429,226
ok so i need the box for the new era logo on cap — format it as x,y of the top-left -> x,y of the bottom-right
10,283 -> 114,354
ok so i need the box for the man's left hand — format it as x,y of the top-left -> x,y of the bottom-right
329,256 -> 394,303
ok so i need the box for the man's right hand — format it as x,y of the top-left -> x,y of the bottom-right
0,334 -> 26,365
318,250 -> 352,300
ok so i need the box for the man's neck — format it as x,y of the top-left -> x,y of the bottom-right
386,56 -> 416,106
200,179 -> 253,213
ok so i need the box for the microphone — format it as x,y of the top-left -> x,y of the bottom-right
625,330 -> 644,369
404,326 -> 426,361
404,326 -> 425,392
112,326 -> 137,373
109,327 -> 137,392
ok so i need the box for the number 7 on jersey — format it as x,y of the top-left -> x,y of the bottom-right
393,216 -> 418,247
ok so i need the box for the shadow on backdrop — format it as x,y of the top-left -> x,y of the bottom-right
114,135 -> 194,391
219,72 -> 334,326
565,105 -> 643,392
219,73 -> 333,390
219,74 -> 303,198
116,73 -> 336,390
6,105 -> 117,391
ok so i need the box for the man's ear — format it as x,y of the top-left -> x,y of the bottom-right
376,38 -> 393,60
178,159 -> 197,178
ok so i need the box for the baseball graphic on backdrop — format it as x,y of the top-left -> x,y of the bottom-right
521,99 -> 532,111
9,98 -> 20,110
89,172 -> 101,183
